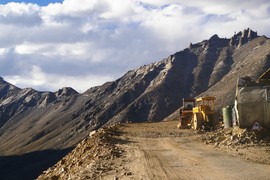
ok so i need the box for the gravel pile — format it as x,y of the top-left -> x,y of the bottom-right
202,127 -> 270,149
37,126 -> 125,180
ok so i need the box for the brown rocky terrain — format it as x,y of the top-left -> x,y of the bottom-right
1,28 -> 270,179
38,121 -> 270,180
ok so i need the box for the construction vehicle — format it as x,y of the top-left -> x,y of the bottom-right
190,96 -> 216,130
177,98 -> 195,129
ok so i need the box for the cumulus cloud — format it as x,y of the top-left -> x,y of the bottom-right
0,0 -> 270,92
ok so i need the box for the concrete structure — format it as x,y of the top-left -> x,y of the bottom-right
235,75 -> 270,128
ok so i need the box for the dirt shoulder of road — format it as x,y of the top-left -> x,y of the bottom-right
38,121 -> 270,180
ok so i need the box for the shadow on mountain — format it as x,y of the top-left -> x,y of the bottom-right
0,148 -> 73,180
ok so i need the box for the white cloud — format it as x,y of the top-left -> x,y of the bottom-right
4,65 -> 114,92
0,48 -> 7,55
0,0 -> 270,92
15,43 -> 46,55
0,2 -> 41,26
99,0 -> 136,20
0,2 -> 40,16
140,4 -> 203,48
15,42 -> 91,58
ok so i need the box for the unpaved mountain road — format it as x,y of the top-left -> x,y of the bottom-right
102,121 -> 270,180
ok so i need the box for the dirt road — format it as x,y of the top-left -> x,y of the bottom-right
102,121 -> 270,180
38,120 -> 270,179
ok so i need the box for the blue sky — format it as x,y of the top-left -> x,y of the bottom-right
0,0 -> 63,6
0,0 -> 269,92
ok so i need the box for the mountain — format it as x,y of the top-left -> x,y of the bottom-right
0,28 -> 270,157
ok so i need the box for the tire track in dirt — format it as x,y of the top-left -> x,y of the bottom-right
137,138 -> 216,180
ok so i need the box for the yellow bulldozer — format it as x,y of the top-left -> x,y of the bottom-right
177,96 -> 216,130
190,96 -> 216,130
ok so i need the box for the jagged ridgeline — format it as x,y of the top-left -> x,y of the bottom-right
0,29 -> 270,155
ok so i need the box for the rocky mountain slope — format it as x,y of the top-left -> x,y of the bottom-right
1,28 -> 270,158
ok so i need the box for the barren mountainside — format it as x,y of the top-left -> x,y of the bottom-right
0,28 -> 270,157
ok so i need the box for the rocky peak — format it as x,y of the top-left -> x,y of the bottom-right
55,87 -> 78,97
229,28 -> 258,47
199,34 -> 229,50
0,77 -> 20,100
0,77 -> 5,83
0,77 -> 10,87
209,34 -> 220,41
242,28 -> 258,39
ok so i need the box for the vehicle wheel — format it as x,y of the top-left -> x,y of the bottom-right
177,121 -> 181,129
193,113 -> 202,130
